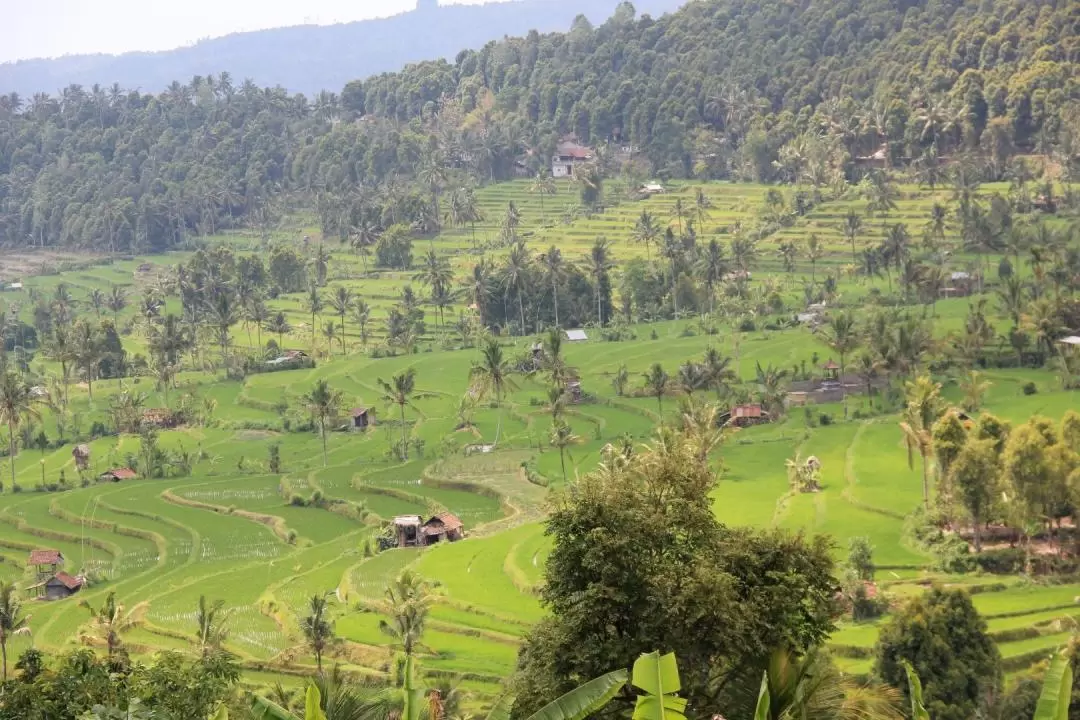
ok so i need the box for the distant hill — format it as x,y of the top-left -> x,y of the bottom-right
0,0 -> 687,96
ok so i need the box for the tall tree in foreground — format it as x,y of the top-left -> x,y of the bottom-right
303,379 -> 343,466
470,339 -> 518,446
512,426 -> 836,719
377,368 -> 424,461
0,580 -> 30,681
874,587 -> 1001,720
302,594 -> 333,674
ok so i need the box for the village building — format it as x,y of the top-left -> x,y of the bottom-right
822,359 -> 841,384
29,571 -> 84,601
351,407 -> 376,430
552,137 -> 594,178
720,404 -> 771,428
28,549 -> 64,581
72,444 -> 91,471
565,329 -> 588,342
99,468 -> 137,482
393,513 -> 465,547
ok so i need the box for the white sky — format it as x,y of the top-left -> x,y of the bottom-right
1,0 -> 493,63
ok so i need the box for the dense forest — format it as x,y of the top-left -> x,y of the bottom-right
0,0 -> 686,98
0,0 -> 1077,253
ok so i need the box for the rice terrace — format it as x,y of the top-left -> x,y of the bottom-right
1,0 -> 1080,717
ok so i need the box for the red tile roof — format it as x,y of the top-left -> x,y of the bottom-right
103,468 -> 137,480
52,572 -> 83,590
29,549 -> 62,565
823,359 -> 841,370
732,404 -> 764,418
426,512 -> 463,531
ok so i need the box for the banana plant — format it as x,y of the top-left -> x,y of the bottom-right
900,661 -> 930,720
1034,651 -> 1073,720
252,685 -> 327,720
631,651 -> 688,720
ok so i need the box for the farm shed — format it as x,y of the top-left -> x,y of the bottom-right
565,329 -> 588,342
72,444 -> 91,470
30,571 -> 84,601
99,468 -> 137,482
351,407 -> 376,430
28,549 -> 63,580
721,404 -> 771,428
422,513 -> 464,544
1060,336 -> 1080,347
393,515 -> 424,548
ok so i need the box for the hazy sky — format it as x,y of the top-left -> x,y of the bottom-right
2,0 -> 493,63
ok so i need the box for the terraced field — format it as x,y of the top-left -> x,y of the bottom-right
0,176 -> 1077,697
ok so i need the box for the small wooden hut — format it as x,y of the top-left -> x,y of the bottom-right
351,407 -> 376,430
422,513 -> 464,544
30,572 -> 84,600
723,404 -> 771,428
393,515 -> 424,548
99,468 -> 137,482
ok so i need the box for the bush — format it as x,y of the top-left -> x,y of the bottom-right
1022,381 -> 1037,395
819,413 -> 833,426
286,529 -> 298,544
737,317 -> 756,332
289,494 -> 307,507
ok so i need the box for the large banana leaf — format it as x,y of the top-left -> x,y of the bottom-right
484,693 -> 516,720
252,695 -> 298,720
900,661 -> 930,720
209,706 -> 229,720
631,652 -> 688,720
753,671 -> 771,720
525,668 -> 629,720
306,685 -> 327,720
1034,651 -> 1073,720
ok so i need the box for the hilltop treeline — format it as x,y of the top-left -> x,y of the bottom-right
0,0 -> 1077,252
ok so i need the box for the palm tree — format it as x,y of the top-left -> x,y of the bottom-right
668,197 -> 687,237
377,569 -> 432,658
87,288 -> 106,318
195,595 -> 231,655
820,311 -> 859,415
502,241 -> 531,335
352,301 -> 372,346
806,234 -> 824,283
855,351 -> 884,410
327,286 -> 355,354
0,371 -> 38,489
701,346 -> 736,398
642,363 -> 670,417
842,210 -> 863,265
80,591 -> 146,658
695,239 -> 728,314
694,188 -> 712,230
244,296 -> 271,350
266,311 -> 292,348
1023,298 -> 1065,360
539,246 -> 568,328
470,339 -> 518,446
582,238 -> 615,326
207,292 -> 240,366
632,210 -> 660,261
304,379 -> 343,466
377,369 -> 426,461
755,362 -> 790,416
530,171 -> 557,223
322,322 -> 340,355
301,593 -> 333,674
899,375 -> 943,510
550,419 -> 580,482
0,581 -> 30,682
304,287 -> 325,350
611,363 -> 629,397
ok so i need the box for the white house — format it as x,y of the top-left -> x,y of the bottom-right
552,138 -> 594,178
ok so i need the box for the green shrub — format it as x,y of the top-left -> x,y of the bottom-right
1022,381 -> 1037,395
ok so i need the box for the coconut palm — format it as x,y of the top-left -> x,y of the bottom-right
304,379 -> 343,466
0,371 -> 38,488
642,363 -> 670,417
376,569 -> 432,658
855,351 -> 884,410
244,295 -> 271,350
632,210 -> 660,261
550,419 -> 581,482
806,234 -> 824,283
87,288 -> 106,318
695,239 -> 728,314
80,591 -> 147,658
820,311 -> 859,414
841,210 -> 863,265
352,301 -> 372,347
0,580 -> 30,682
582,238 -> 615,326
469,339 -> 518,446
530,171 -> 557,223
304,288 -> 325,350
195,595 -> 231,655
899,375 -> 943,510
701,346 -> 736,398
539,246 -> 568,328
502,241 -> 531,334
301,593 -> 333,674
266,311 -> 292,348
377,368 -> 427,461
327,286 -> 355,354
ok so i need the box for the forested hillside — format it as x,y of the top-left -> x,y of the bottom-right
0,0 -> 1077,253
0,0 -> 685,98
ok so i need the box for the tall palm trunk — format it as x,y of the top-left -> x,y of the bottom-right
399,403 -> 409,460
7,420 -> 15,489
320,419 -> 328,466
921,453 -> 930,510
518,290 -> 526,336
552,277 -> 560,328
493,388 -> 503,447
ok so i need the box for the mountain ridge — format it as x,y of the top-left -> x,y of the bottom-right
0,0 -> 686,97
